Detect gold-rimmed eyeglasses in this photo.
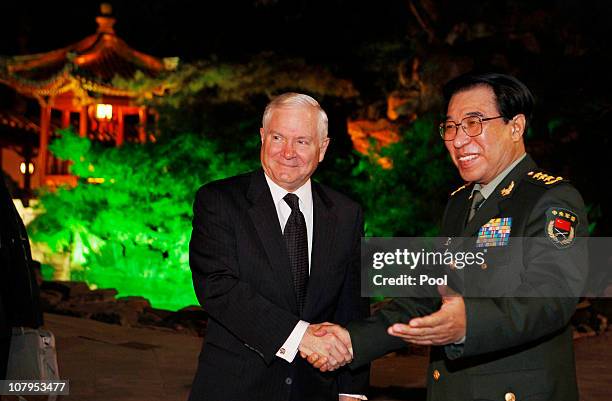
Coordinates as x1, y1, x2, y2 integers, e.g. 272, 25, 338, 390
439, 115, 504, 141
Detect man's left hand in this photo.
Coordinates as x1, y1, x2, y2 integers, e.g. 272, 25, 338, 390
387, 285, 466, 346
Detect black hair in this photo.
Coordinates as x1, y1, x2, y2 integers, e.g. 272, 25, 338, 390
442, 72, 535, 129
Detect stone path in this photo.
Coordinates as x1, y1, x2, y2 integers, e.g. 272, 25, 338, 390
41, 313, 611, 401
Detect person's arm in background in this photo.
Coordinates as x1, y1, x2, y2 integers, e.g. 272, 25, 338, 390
0, 176, 43, 330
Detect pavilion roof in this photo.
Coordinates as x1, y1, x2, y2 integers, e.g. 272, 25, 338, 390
0, 110, 41, 134
0, 4, 177, 101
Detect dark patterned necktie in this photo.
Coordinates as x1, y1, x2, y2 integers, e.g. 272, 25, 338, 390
283, 193, 309, 314
466, 190, 485, 224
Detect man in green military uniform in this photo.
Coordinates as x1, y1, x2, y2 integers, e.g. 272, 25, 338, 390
304, 72, 589, 401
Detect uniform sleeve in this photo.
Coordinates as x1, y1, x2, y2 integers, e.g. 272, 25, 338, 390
453, 184, 588, 359
348, 297, 440, 368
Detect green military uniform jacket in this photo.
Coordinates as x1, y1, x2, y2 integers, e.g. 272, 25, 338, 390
348, 155, 588, 401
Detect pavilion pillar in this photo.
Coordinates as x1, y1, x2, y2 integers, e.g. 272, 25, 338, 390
79, 106, 88, 137
116, 107, 125, 146
138, 106, 147, 143
39, 103, 52, 183
61, 109, 71, 128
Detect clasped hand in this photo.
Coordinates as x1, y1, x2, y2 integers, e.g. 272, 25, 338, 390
300, 286, 467, 372
298, 323, 353, 372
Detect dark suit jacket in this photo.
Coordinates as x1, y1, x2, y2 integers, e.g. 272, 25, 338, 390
188, 169, 369, 401
348, 155, 588, 401
0, 176, 44, 379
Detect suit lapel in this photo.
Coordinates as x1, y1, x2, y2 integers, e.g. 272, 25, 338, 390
246, 170, 298, 313
303, 182, 337, 318
443, 185, 473, 237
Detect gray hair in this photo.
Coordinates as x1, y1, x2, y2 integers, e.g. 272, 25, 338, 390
262, 93, 328, 140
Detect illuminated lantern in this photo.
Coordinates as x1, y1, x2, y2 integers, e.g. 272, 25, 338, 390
20, 162, 35, 175
95, 104, 113, 120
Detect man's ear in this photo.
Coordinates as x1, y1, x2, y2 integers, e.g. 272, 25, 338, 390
511, 114, 526, 141
260, 128, 265, 143
318, 137, 330, 162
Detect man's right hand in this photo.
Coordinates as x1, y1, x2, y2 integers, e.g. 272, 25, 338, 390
298, 323, 353, 372
299, 323, 353, 372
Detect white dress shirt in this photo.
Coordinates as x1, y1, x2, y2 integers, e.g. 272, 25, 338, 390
265, 175, 313, 364
264, 175, 366, 400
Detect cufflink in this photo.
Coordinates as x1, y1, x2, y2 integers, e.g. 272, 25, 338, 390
279, 348, 286, 355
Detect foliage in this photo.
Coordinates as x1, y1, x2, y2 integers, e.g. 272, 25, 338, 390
30, 129, 259, 310
322, 116, 455, 237
113, 53, 358, 108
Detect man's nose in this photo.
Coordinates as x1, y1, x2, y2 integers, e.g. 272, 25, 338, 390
282, 141, 296, 157
452, 127, 471, 148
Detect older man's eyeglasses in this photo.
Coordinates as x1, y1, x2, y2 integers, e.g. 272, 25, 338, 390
439, 115, 504, 141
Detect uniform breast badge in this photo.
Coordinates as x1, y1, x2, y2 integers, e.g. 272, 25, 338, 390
476, 217, 512, 248
546, 208, 578, 248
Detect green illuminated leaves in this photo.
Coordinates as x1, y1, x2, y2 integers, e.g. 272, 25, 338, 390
30, 129, 255, 310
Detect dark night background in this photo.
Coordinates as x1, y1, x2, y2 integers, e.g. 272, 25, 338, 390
1, 4, 611, 398
2, 0, 612, 235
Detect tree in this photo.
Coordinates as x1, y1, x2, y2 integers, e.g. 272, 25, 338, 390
30, 129, 259, 310
323, 116, 455, 237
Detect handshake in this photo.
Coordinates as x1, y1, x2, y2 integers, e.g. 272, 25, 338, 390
298, 323, 352, 372
297, 287, 467, 372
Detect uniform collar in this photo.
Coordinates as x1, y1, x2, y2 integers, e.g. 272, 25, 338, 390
472, 153, 527, 200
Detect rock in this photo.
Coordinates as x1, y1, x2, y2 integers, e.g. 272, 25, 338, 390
39, 289, 63, 310
138, 309, 164, 326
116, 296, 151, 312
71, 288, 118, 304
40, 281, 91, 299
39, 281, 206, 335
91, 303, 140, 326
160, 305, 208, 337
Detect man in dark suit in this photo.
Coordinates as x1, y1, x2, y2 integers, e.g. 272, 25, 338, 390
306, 73, 588, 401
0, 175, 44, 380
188, 93, 369, 401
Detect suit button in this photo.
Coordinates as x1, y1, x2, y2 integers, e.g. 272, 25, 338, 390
432, 369, 441, 381
285, 377, 292, 385
480, 263, 488, 270
505, 392, 516, 401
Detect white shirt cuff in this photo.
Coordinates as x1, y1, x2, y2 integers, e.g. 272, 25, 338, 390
339, 394, 368, 400
454, 336, 466, 344
276, 320, 310, 362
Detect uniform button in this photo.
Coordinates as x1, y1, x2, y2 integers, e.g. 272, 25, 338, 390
480, 263, 488, 270
285, 377, 292, 385
505, 392, 516, 401
432, 369, 441, 381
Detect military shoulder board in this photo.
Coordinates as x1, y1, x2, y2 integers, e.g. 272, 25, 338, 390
525, 170, 567, 187
450, 184, 467, 197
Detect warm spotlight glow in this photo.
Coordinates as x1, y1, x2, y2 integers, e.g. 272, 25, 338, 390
87, 177, 106, 184
20, 162, 35, 174
96, 104, 113, 120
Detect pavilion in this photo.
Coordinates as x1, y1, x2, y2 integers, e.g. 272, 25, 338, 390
0, 3, 177, 195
